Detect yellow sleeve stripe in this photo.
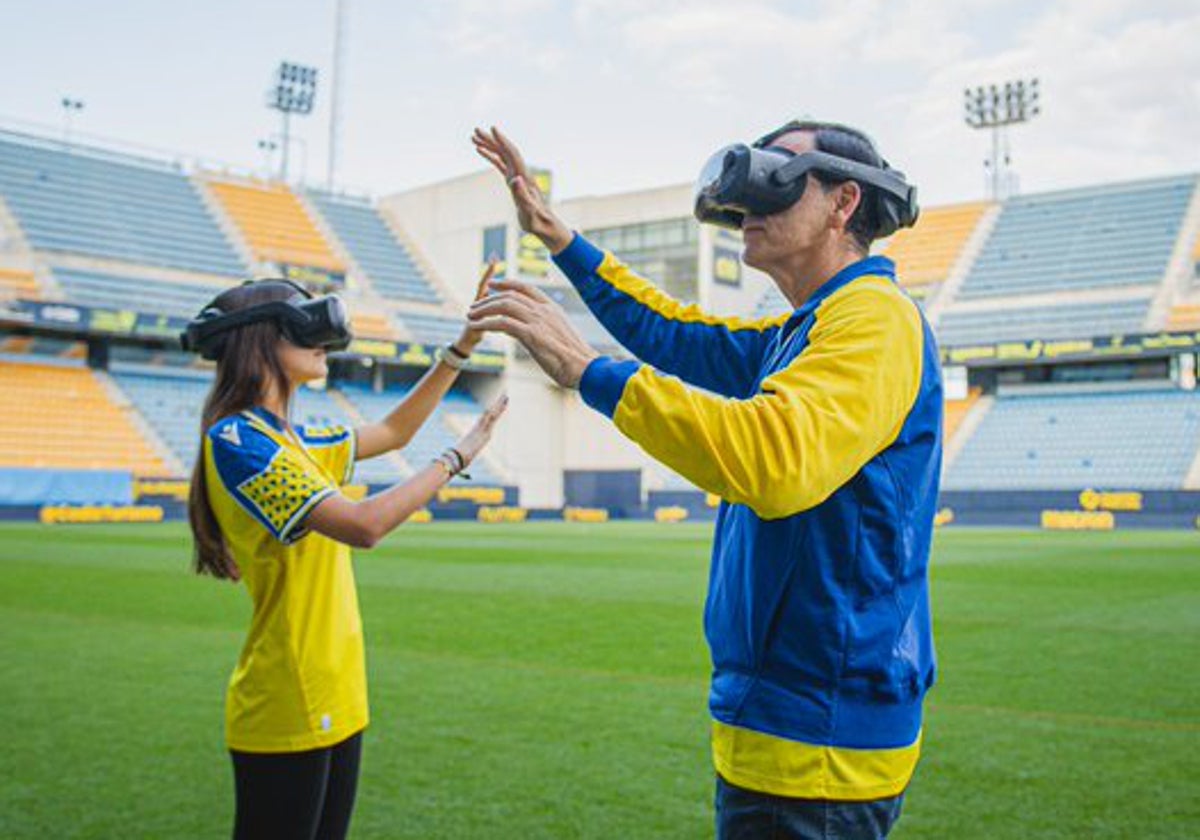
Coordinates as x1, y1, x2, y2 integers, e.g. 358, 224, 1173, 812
712, 721, 921, 801
598, 253, 789, 333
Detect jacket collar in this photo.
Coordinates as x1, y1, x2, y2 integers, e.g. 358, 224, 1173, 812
792, 255, 896, 319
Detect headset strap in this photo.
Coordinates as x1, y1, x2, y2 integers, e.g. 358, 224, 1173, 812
188, 300, 306, 344
773, 150, 913, 203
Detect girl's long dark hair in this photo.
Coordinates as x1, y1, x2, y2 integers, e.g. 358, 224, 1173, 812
188, 282, 295, 580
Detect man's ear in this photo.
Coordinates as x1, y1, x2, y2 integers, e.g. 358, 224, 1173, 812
833, 182, 862, 230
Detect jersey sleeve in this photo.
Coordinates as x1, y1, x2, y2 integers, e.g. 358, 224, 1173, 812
207, 417, 338, 543
296, 424, 357, 486
553, 234, 787, 399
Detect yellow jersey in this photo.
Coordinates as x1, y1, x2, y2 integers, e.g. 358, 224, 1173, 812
204, 405, 368, 753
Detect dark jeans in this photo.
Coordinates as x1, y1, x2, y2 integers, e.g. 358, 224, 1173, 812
715, 775, 905, 840
230, 732, 363, 840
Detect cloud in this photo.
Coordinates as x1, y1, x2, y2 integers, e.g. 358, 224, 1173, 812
575, 0, 977, 105
470, 77, 514, 112
552, 0, 1198, 201
439, 0, 557, 55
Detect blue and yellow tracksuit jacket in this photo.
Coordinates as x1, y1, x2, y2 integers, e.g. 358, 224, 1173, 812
556, 234, 942, 801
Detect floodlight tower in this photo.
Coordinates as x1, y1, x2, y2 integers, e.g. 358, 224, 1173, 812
266, 61, 318, 182
963, 78, 1041, 200
327, 0, 348, 191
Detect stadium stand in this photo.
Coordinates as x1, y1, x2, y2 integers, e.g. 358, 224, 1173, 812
340, 384, 502, 485
944, 388, 981, 445
110, 367, 408, 484
0, 266, 39, 300
307, 192, 442, 304
110, 368, 209, 468
205, 178, 345, 274
0, 133, 244, 277
1165, 302, 1200, 331
350, 309, 400, 341
944, 387, 1200, 490
392, 311, 470, 346
0, 359, 171, 475
956, 175, 1197, 299
935, 296, 1152, 345
51, 266, 223, 317
4, 122, 1200, 509
878, 201, 990, 297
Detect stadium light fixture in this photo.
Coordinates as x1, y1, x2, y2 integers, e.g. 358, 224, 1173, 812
265, 61, 318, 182
59, 96, 85, 145
257, 138, 279, 178
963, 78, 1041, 200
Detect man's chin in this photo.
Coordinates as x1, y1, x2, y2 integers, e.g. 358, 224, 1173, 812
741, 245, 766, 272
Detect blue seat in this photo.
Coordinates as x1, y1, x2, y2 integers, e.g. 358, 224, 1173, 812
52, 267, 224, 317
339, 384, 503, 485
110, 369, 403, 485
958, 175, 1196, 299
307, 191, 441, 305
392, 310, 470, 346
936, 297, 1151, 346
945, 389, 1200, 490
0, 134, 245, 277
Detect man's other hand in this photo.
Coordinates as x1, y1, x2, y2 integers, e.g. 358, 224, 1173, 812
467, 280, 599, 389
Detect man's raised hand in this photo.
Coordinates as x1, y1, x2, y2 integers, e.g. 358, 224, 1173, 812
471, 127, 573, 253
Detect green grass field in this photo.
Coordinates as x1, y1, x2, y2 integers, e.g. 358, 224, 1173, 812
1, 522, 1198, 839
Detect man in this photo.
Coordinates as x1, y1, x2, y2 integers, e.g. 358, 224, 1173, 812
469, 121, 941, 840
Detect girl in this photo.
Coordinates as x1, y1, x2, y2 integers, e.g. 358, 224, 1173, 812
186, 279, 506, 840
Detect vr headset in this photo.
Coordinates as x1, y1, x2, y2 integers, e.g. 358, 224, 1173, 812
180, 279, 352, 361
694, 123, 919, 237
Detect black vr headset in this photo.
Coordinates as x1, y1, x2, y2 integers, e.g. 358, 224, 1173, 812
180, 279, 352, 361
694, 122, 920, 237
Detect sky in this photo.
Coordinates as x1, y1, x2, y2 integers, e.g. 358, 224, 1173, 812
1, 0, 1198, 206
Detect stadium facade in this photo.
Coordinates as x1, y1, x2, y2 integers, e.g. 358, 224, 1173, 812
2, 126, 1199, 528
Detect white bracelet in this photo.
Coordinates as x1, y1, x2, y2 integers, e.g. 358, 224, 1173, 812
436, 345, 467, 371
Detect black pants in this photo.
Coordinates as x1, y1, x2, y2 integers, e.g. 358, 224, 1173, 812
230, 732, 362, 840
715, 775, 905, 840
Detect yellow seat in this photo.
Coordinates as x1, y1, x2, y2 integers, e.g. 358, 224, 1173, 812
944, 388, 981, 445
879, 202, 991, 292
1166, 303, 1200, 331
207, 178, 346, 274
0, 267, 40, 300
0, 362, 172, 476
350, 309, 398, 340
